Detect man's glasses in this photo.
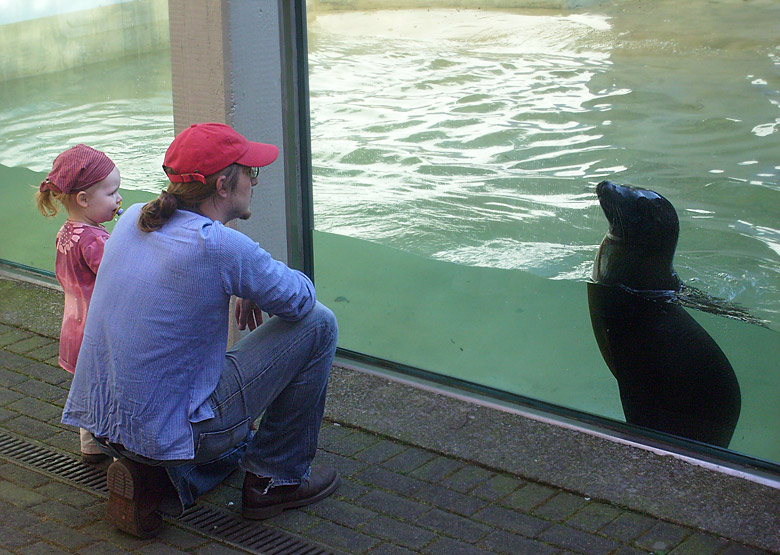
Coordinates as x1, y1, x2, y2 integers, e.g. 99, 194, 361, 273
245, 166, 260, 179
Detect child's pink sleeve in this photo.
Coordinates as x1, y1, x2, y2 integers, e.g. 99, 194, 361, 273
81, 232, 108, 274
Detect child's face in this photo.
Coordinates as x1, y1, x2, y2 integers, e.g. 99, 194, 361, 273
84, 167, 122, 224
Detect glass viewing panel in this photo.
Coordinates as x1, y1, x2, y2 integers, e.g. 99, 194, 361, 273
306, 2, 780, 467
0, 0, 170, 274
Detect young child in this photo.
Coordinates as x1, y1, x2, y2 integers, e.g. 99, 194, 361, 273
36, 144, 122, 464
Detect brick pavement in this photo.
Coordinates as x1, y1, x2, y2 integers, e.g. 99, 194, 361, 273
0, 312, 777, 554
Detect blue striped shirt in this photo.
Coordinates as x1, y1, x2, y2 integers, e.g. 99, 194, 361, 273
62, 203, 316, 460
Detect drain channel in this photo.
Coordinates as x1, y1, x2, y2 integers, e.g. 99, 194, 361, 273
0, 430, 333, 555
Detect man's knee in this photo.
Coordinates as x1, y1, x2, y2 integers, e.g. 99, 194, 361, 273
306, 302, 338, 340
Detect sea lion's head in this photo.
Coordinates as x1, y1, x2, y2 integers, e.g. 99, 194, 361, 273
597, 180, 679, 248
593, 180, 681, 291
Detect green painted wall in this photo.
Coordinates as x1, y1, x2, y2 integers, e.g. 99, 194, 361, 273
0, 0, 169, 82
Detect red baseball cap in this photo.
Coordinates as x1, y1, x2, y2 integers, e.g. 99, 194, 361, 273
39, 144, 115, 194
163, 123, 279, 184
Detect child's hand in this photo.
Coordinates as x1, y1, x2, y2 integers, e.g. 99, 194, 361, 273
235, 298, 263, 331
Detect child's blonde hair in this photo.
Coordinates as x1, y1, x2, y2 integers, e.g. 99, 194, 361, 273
36, 188, 71, 218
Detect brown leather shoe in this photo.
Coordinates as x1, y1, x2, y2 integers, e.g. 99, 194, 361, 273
106, 458, 169, 538
242, 466, 340, 520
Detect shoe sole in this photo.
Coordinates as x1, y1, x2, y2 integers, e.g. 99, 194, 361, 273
242, 474, 341, 520
106, 460, 162, 539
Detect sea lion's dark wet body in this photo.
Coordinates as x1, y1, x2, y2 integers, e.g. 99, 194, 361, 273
588, 180, 741, 447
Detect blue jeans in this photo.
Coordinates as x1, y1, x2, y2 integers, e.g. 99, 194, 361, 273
99, 302, 338, 513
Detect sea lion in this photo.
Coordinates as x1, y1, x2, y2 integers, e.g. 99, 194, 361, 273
588, 180, 741, 447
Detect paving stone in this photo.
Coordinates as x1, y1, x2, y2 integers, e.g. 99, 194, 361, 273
538, 523, 621, 555
318, 422, 355, 448
417, 507, 492, 543
0, 407, 15, 423
440, 464, 493, 493
199, 481, 238, 508
424, 536, 495, 555
473, 504, 550, 537
360, 515, 437, 551
316, 449, 370, 479
33, 481, 100, 509
80, 519, 159, 550
192, 541, 257, 554
0, 350, 36, 372
327, 429, 381, 457
46, 429, 82, 455
0, 527, 36, 550
21, 520, 98, 550
12, 379, 69, 403
334, 476, 371, 501
24, 342, 60, 363
77, 540, 135, 554
355, 465, 425, 497
303, 520, 380, 553
265, 508, 322, 534
5, 336, 55, 355
0, 367, 27, 388
307, 496, 378, 528
366, 542, 417, 555
411, 482, 488, 517
17, 360, 70, 386
470, 473, 524, 502
382, 447, 437, 474
719, 544, 775, 554
135, 543, 191, 554
4, 414, 61, 441
0, 498, 44, 528
410, 456, 465, 482
354, 488, 431, 522
503, 482, 557, 511
0, 386, 24, 406
634, 520, 692, 552
532, 491, 589, 521
0, 462, 51, 488
668, 532, 729, 554
8, 397, 63, 422
29, 499, 104, 528
599, 512, 657, 542
565, 501, 622, 533
16, 541, 71, 554
612, 547, 652, 555
0, 329, 33, 348
0, 479, 47, 508
353, 438, 408, 464
478, 529, 559, 555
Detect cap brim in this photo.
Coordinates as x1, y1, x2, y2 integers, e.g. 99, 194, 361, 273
236, 142, 279, 168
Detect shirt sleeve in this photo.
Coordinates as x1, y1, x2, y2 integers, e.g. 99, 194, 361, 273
215, 225, 316, 321
80, 229, 108, 275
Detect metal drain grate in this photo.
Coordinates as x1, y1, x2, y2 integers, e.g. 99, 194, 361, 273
0, 430, 333, 555
0, 430, 108, 492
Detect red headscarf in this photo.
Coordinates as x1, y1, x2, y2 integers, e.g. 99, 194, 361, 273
39, 144, 115, 194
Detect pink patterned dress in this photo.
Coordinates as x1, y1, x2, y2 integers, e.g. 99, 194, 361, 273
55, 220, 109, 373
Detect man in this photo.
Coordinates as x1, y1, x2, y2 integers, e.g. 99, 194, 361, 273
62, 122, 339, 538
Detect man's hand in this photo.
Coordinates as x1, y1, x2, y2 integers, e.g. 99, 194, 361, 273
235, 298, 263, 331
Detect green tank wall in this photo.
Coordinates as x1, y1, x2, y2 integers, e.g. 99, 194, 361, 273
0, 0, 169, 82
